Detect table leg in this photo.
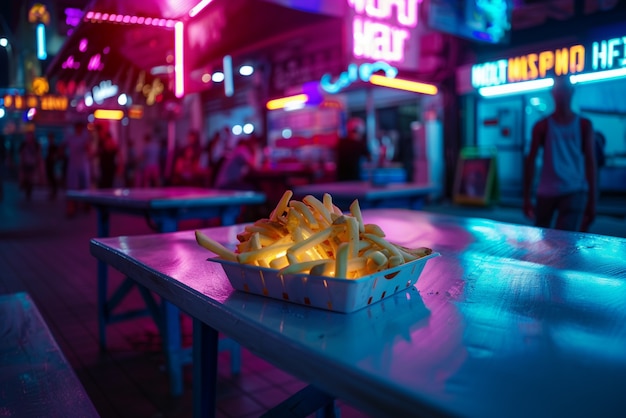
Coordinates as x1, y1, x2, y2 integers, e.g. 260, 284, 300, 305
97, 208, 110, 350
193, 319, 218, 418
220, 206, 241, 227
97, 260, 108, 350
163, 300, 184, 396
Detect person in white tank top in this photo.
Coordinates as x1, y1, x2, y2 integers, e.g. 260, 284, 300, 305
523, 77, 597, 232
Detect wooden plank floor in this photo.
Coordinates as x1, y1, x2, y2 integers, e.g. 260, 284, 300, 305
0, 181, 368, 418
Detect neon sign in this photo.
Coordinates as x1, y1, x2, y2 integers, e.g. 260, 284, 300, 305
592, 36, 626, 70
36, 24, 47, 60
472, 34, 626, 90
88, 54, 104, 71
3, 94, 68, 111
320, 61, 398, 94
349, 0, 422, 64
91, 80, 118, 104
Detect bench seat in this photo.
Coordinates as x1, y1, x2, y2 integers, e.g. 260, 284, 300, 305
0, 292, 99, 417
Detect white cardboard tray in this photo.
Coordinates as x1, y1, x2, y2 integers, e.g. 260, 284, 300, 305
210, 252, 439, 313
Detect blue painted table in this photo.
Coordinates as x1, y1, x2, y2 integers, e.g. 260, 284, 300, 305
294, 181, 434, 210
90, 209, 626, 417
69, 186, 265, 396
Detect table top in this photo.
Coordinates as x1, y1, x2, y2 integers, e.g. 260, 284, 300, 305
67, 187, 265, 209
294, 182, 434, 200
90, 209, 626, 418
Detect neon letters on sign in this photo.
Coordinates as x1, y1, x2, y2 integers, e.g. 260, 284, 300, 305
320, 61, 398, 93
472, 45, 585, 89
472, 34, 626, 90
348, 0, 422, 64
92, 80, 118, 104
592, 36, 626, 71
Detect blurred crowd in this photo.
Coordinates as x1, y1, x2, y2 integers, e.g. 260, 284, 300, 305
0, 123, 265, 212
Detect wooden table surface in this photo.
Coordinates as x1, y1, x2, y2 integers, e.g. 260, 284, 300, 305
90, 209, 626, 417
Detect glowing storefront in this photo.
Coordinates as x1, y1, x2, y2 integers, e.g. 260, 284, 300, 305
458, 22, 626, 198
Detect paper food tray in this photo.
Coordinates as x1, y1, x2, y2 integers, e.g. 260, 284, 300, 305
210, 252, 439, 313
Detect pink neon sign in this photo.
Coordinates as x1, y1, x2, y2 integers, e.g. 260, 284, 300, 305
85, 11, 176, 28
348, 0, 422, 64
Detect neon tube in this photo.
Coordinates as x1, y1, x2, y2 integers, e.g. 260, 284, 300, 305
36, 23, 47, 60
369, 75, 437, 95
174, 21, 184, 98
223, 55, 233, 97
570, 68, 626, 85
189, 0, 214, 18
478, 78, 554, 98
93, 109, 124, 120
266, 94, 309, 110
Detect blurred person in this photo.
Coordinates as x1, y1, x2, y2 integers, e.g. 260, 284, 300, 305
213, 136, 259, 190
336, 117, 370, 181
98, 132, 119, 188
18, 131, 43, 200
65, 122, 92, 217
172, 144, 202, 186
580, 131, 607, 232
593, 131, 606, 170
138, 133, 161, 187
124, 138, 138, 187
159, 137, 168, 184
523, 76, 596, 232
45, 132, 62, 200
171, 129, 205, 186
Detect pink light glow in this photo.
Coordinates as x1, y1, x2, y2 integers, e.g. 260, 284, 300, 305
79, 38, 88, 52
88, 53, 103, 71
85, 10, 183, 29
189, 0, 214, 18
353, 17, 409, 63
61, 55, 80, 69
347, 0, 421, 27
174, 21, 184, 98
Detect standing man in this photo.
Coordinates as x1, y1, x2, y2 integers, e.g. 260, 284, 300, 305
336, 117, 370, 182
523, 77, 596, 232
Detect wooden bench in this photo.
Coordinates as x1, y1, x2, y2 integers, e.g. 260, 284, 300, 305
0, 292, 99, 417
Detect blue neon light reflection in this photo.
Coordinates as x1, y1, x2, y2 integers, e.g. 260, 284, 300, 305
36, 24, 47, 60
570, 67, 626, 85
478, 78, 554, 98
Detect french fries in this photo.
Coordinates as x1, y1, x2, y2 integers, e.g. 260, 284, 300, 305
195, 191, 433, 279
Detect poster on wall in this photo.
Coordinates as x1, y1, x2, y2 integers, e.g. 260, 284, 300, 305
453, 147, 499, 205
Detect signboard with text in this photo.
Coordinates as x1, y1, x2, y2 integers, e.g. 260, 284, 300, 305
345, 0, 422, 71
471, 34, 626, 89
